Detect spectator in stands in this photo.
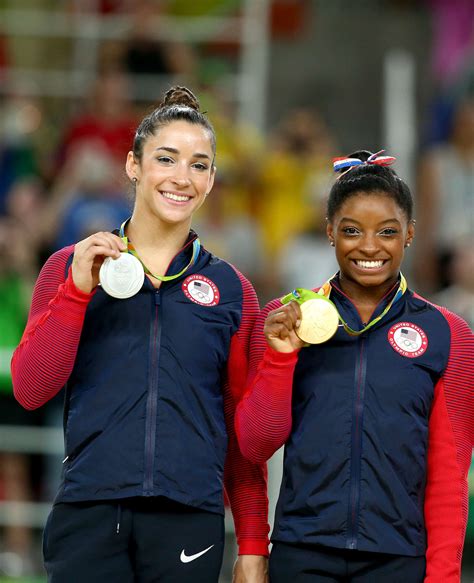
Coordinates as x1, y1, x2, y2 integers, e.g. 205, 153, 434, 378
276, 181, 338, 295
414, 96, 474, 293
192, 86, 268, 299
97, 0, 198, 101
42, 141, 131, 253
256, 108, 337, 264
5, 178, 47, 267
0, 95, 41, 215
122, 1, 196, 79
433, 236, 474, 328
53, 69, 138, 180
0, 217, 39, 577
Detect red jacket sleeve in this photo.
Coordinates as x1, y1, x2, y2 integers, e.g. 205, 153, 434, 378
424, 308, 474, 583
11, 246, 94, 410
223, 269, 270, 556
235, 299, 298, 464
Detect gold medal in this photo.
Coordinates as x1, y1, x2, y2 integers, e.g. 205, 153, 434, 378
296, 297, 339, 344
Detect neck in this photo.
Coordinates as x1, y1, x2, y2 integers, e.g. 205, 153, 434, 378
337, 274, 399, 308
127, 211, 191, 253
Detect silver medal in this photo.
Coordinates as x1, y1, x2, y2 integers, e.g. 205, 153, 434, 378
99, 253, 145, 299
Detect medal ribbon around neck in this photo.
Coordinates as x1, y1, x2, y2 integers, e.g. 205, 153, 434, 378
281, 273, 408, 337
119, 220, 201, 282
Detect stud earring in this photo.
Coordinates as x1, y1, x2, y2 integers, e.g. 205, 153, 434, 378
405, 242, 411, 248
132, 177, 137, 184
329, 241, 335, 247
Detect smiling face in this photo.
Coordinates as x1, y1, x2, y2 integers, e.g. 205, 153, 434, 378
326, 191, 415, 296
126, 120, 215, 228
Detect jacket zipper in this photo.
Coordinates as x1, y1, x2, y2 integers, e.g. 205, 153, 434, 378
347, 334, 367, 549
143, 290, 161, 495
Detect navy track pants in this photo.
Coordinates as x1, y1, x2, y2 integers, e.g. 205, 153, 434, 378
269, 541, 426, 583
43, 497, 225, 583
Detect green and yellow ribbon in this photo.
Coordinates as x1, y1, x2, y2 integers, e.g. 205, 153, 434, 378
281, 273, 407, 337
119, 219, 201, 283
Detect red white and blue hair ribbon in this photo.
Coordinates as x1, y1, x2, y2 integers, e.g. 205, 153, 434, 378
333, 150, 396, 173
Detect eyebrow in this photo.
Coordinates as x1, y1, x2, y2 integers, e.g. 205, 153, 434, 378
155, 146, 211, 161
339, 217, 402, 225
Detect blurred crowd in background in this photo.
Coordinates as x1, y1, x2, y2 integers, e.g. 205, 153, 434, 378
0, 0, 472, 580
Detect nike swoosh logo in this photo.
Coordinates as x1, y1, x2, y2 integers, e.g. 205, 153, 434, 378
180, 544, 214, 563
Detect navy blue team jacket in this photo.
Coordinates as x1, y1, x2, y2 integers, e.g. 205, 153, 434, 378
57, 237, 244, 514
239, 276, 473, 561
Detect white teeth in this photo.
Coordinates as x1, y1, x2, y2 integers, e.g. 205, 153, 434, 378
356, 260, 384, 269
162, 191, 190, 202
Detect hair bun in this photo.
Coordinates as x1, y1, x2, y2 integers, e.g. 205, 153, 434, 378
347, 150, 372, 163
161, 86, 200, 111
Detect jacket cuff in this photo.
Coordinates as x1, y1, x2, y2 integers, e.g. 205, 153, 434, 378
238, 539, 270, 556
64, 267, 97, 301
264, 346, 299, 364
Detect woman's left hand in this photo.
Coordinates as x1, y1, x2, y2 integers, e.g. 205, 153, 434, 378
233, 555, 268, 582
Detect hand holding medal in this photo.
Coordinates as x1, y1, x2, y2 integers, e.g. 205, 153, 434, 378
264, 286, 340, 353
264, 301, 306, 353
280, 288, 339, 345
71, 231, 128, 295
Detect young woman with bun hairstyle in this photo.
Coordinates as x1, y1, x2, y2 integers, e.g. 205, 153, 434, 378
12, 87, 269, 582
236, 150, 473, 582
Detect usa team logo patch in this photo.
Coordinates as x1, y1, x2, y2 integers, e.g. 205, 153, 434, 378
388, 322, 428, 358
182, 275, 220, 306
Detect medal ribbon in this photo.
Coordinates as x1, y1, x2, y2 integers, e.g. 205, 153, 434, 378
119, 220, 201, 282
281, 273, 407, 336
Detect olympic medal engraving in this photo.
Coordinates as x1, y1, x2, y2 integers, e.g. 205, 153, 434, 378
99, 253, 145, 299
296, 297, 339, 344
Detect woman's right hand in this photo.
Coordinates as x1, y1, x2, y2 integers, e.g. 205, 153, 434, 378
263, 302, 305, 353
71, 232, 126, 294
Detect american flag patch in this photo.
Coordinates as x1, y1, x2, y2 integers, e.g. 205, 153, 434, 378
388, 322, 428, 359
